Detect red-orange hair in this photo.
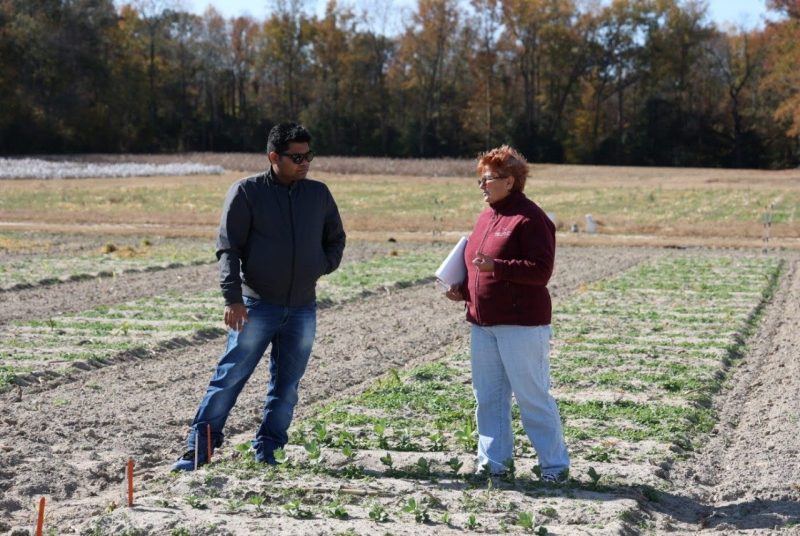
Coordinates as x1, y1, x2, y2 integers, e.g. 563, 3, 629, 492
477, 145, 529, 192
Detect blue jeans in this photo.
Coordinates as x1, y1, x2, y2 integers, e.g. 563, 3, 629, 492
470, 324, 569, 476
186, 297, 316, 461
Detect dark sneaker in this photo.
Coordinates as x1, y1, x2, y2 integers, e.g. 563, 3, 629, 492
541, 469, 569, 485
172, 449, 206, 472
254, 448, 278, 466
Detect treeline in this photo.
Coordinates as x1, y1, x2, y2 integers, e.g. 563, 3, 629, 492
1, 0, 799, 168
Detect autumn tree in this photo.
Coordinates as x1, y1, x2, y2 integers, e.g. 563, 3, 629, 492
464, 0, 504, 150
257, 0, 312, 121
0, 0, 797, 166
392, 0, 466, 156
762, 0, 800, 159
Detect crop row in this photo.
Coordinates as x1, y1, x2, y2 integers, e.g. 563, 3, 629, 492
0, 240, 214, 291
117, 253, 782, 534
0, 249, 445, 390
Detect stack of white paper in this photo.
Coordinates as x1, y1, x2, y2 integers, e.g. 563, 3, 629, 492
434, 236, 468, 289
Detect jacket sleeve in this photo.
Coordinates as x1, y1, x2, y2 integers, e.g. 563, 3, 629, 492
322, 186, 346, 274
492, 214, 554, 286
216, 181, 251, 305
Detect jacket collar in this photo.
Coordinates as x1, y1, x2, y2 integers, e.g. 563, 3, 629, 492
266, 166, 292, 189
489, 190, 524, 213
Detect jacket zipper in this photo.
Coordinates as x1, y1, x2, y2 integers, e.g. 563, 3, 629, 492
286, 187, 296, 306
473, 210, 498, 325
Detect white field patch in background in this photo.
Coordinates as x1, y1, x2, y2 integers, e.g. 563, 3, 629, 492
0, 157, 224, 179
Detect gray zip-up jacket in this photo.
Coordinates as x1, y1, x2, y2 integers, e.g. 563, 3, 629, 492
216, 168, 346, 307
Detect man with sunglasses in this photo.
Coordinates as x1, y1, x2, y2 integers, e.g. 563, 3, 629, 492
173, 122, 346, 470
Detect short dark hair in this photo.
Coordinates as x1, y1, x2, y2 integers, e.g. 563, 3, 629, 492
267, 122, 312, 154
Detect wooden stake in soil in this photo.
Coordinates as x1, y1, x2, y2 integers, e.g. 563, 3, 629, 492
127, 458, 134, 507
35, 497, 45, 536
194, 438, 199, 470
206, 423, 213, 463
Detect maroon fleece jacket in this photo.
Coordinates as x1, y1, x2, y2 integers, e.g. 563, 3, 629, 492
461, 190, 555, 326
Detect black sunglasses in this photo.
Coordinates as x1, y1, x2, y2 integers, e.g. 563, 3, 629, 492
280, 151, 315, 164
477, 174, 507, 187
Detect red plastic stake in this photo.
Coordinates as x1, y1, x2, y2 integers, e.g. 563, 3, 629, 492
206, 424, 213, 463
35, 497, 45, 536
127, 458, 134, 507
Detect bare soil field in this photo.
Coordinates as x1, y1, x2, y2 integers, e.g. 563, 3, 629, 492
1, 245, 798, 535
1, 158, 799, 535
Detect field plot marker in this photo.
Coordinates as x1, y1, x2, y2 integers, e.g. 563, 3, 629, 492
35, 496, 45, 536
207, 423, 213, 463
762, 204, 772, 254
127, 458, 134, 507
194, 438, 199, 470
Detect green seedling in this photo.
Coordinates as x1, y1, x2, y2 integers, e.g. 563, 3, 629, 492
414, 457, 432, 479
368, 502, 389, 522
466, 513, 481, 529
517, 511, 536, 530
339, 464, 365, 479
379, 452, 393, 469
532, 464, 542, 479
184, 495, 207, 510
479, 462, 493, 482
446, 456, 463, 476
284, 499, 312, 518
313, 422, 328, 444
402, 497, 430, 523
335, 429, 356, 448
374, 423, 389, 448
325, 500, 349, 519
304, 440, 321, 463
429, 430, 446, 451
341, 444, 356, 460
455, 418, 477, 451
539, 506, 558, 518
247, 495, 266, 512
225, 498, 244, 511
388, 368, 402, 385
272, 447, 287, 465
586, 444, 617, 462
501, 458, 516, 483
441, 511, 452, 525
588, 466, 602, 487
395, 428, 417, 451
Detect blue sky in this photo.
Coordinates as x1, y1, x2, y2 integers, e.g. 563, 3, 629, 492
184, 0, 773, 29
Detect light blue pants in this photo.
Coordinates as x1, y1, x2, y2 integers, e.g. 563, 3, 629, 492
470, 324, 570, 476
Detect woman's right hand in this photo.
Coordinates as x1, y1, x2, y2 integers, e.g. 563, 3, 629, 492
444, 285, 464, 301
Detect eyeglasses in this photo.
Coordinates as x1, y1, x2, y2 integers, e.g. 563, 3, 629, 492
477, 174, 507, 187
280, 151, 315, 164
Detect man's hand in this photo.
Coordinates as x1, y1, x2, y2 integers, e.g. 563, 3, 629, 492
444, 284, 464, 301
472, 252, 495, 272
224, 303, 249, 331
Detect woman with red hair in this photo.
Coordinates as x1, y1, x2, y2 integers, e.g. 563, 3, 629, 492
445, 145, 569, 482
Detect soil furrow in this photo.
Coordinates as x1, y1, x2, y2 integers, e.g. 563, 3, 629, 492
0, 263, 218, 327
